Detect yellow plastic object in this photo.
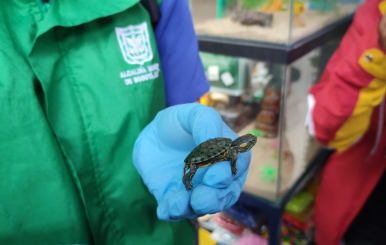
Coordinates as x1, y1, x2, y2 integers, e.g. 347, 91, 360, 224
199, 92, 215, 107
294, 1, 305, 16
199, 96, 209, 106
285, 192, 314, 213
286, 204, 314, 223
293, 1, 306, 27
199, 228, 217, 245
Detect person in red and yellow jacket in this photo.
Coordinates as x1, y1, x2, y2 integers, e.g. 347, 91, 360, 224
306, 0, 386, 244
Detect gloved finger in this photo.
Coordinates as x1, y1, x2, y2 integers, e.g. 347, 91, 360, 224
154, 106, 197, 151
176, 104, 224, 145
202, 151, 251, 188
134, 146, 187, 203
190, 170, 248, 214
158, 197, 205, 221
157, 189, 193, 221
191, 108, 223, 145
156, 181, 188, 221
161, 166, 251, 220
157, 200, 176, 221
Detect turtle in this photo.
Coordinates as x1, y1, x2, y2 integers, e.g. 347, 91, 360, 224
182, 134, 257, 190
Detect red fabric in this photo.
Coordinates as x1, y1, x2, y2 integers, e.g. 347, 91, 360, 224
314, 111, 386, 244
310, 0, 384, 146
309, 1, 386, 244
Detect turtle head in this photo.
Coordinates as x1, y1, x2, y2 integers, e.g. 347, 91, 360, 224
231, 134, 257, 153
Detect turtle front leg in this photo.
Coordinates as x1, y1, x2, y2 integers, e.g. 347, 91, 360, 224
183, 163, 197, 190
183, 163, 190, 177
227, 149, 238, 176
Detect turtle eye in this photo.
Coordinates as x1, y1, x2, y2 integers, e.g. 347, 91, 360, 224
240, 143, 247, 147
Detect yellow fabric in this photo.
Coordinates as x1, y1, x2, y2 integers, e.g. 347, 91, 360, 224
329, 79, 386, 152
359, 49, 386, 80
379, 1, 386, 14
199, 228, 217, 245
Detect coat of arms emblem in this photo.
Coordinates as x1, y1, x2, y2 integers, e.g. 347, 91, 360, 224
115, 22, 153, 65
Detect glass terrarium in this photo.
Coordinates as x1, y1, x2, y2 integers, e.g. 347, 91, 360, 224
190, 0, 362, 45
198, 34, 344, 203
192, 1, 360, 242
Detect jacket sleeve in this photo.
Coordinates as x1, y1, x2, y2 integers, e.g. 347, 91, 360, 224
154, 0, 210, 106
306, 0, 386, 153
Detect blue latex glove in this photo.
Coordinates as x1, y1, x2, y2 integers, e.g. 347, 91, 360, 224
133, 103, 252, 221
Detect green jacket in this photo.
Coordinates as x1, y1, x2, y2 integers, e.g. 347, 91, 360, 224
0, 0, 206, 244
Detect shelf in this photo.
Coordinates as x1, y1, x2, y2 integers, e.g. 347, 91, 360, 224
197, 13, 353, 64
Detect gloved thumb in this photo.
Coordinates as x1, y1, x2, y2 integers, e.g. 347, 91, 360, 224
177, 103, 223, 145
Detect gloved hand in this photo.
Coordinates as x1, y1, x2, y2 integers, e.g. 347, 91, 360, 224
133, 103, 252, 221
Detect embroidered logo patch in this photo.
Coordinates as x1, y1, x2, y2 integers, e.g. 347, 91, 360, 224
115, 22, 153, 65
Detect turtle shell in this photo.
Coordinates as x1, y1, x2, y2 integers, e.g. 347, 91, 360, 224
185, 138, 232, 164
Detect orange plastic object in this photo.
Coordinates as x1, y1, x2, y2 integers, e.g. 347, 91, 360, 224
263, 0, 283, 12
